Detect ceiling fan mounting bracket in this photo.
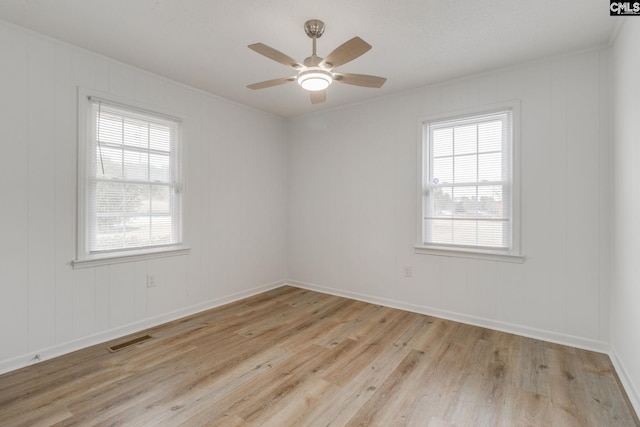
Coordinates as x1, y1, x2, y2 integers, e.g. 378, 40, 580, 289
304, 20, 325, 39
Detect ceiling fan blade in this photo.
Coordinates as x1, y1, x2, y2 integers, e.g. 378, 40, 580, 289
248, 43, 303, 70
320, 37, 371, 69
247, 76, 296, 90
310, 90, 326, 104
334, 73, 387, 88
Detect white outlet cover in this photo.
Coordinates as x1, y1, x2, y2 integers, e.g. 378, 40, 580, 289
403, 266, 412, 278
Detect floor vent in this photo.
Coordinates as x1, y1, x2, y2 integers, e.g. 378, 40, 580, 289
108, 334, 153, 352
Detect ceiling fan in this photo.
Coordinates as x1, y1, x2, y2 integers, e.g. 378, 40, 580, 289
247, 19, 387, 104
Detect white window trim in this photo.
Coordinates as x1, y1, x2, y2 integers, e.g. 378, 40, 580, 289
415, 101, 524, 263
73, 87, 189, 269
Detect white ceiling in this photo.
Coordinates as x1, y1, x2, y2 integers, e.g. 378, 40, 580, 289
0, 1, 616, 117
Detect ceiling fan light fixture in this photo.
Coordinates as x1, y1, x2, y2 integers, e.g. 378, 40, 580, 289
297, 69, 332, 91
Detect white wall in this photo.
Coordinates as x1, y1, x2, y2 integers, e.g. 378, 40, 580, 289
611, 18, 640, 414
1, 17, 632, 410
0, 20, 288, 374
288, 48, 611, 352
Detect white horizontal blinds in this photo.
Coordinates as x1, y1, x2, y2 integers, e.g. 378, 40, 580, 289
88, 99, 181, 253
424, 111, 512, 249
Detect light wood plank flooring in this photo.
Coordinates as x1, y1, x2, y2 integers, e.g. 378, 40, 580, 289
0, 286, 637, 426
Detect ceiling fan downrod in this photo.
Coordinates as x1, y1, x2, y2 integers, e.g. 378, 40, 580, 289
304, 19, 325, 64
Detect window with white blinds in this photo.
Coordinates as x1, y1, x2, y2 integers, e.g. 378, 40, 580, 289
420, 106, 520, 257
78, 96, 183, 261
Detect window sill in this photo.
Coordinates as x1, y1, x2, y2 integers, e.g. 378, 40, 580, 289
414, 245, 524, 263
72, 246, 190, 269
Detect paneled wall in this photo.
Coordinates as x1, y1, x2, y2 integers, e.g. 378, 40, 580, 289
0, 20, 287, 373
611, 18, 640, 415
0, 16, 626, 402
287, 48, 611, 351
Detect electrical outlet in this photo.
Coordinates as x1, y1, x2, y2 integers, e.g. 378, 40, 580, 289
147, 274, 156, 288
403, 266, 412, 278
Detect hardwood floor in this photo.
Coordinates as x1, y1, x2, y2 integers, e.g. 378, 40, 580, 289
0, 286, 637, 426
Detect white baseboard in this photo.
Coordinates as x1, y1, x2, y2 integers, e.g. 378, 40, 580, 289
610, 348, 640, 418
286, 280, 640, 418
286, 280, 610, 354
0, 280, 285, 376
4, 278, 634, 418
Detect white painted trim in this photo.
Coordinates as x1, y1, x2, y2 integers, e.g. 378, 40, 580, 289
0, 280, 286, 376
416, 100, 523, 259
286, 280, 609, 354
610, 348, 640, 418
414, 245, 525, 263
72, 247, 190, 269
3, 278, 632, 416
76, 87, 187, 265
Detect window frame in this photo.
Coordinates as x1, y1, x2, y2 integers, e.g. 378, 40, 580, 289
415, 101, 524, 263
73, 88, 189, 268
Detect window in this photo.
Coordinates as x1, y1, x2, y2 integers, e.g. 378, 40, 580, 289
74, 91, 187, 267
417, 103, 522, 261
